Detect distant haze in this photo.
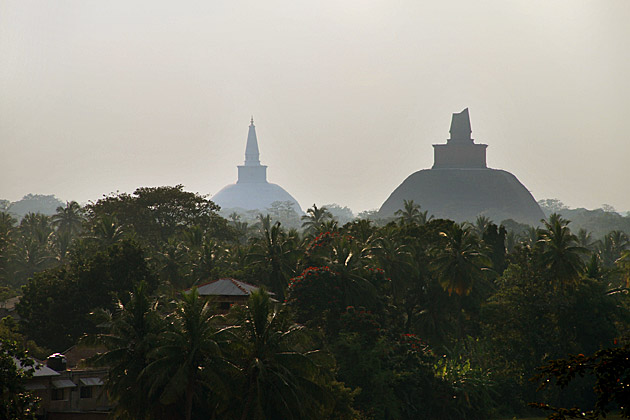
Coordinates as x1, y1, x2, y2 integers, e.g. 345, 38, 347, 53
1, 0, 629, 213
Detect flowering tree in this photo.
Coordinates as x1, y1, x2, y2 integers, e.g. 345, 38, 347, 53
286, 266, 344, 325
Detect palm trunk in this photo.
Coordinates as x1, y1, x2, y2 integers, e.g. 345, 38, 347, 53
241, 370, 256, 420
185, 382, 194, 420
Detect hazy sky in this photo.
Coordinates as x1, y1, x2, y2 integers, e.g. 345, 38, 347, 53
2, 0, 629, 213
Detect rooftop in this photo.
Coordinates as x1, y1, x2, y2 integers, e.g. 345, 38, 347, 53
189, 278, 262, 297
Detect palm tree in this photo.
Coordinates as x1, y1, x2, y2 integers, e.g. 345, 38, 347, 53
51, 229, 73, 263
347, 218, 376, 247
10, 213, 55, 284
144, 288, 234, 420
181, 226, 227, 286
584, 253, 605, 282
10, 235, 55, 285
616, 250, 630, 290
576, 228, 596, 250
19, 212, 53, 245
522, 226, 541, 247
0, 212, 17, 283
51, 201, 84, 236
395, 199, 431, 226
88, 214, 125, 247
430, 224, 489, 296
537, 214, 588, 289
505, 230, 519, 254
301, 204, 333, 236
248, 215, 298, 299
325, 235, 377, 308
368, 227, 414, 304
182, 225, 204, 250
609, 230, 629, 252
395, 199, 420, 225
155, 238, 187, 289
187, 236, 226, 287
0, 212, 16, 236
318, 219, 339, 235
473, 215, 492, 237
598, 231, 630, 268
84, 281, 164, 420
228, 213, 249, 243
225, 244, 250, 273
233, 289, 330, 420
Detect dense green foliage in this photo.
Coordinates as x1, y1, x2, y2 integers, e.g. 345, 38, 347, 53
0, 338, 38, 420
16, 240, 157, 351
531, 344, 630, 420
1, 187, 630, 419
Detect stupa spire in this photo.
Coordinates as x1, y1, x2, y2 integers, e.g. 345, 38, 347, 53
432, 108, 487, 169
449, 108, 473, 143
237, 117, 267, 183
244, 116, 260, 166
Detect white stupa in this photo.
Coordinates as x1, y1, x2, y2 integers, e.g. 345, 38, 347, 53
212, 118, 303, 213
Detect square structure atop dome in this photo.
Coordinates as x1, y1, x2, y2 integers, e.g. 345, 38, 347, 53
432, 108, 487, 169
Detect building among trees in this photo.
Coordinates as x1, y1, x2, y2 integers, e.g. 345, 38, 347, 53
379, 108, 545, 224
187, 278, 267, 312
212, 118, 303, 214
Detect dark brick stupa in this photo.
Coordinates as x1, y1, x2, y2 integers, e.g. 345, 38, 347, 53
378, 109, 544, 224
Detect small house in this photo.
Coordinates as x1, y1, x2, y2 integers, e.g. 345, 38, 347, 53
188, 278, 265, 312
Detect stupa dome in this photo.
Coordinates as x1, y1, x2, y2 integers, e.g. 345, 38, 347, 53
212, 118, 303, 213
378, 109, 544, 225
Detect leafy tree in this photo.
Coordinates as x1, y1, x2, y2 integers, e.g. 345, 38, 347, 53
265, 201, 301, 229
322, 203, 355, 225
0, 339, 38, 420
356, 209, 380, 221
538, 207, 630, 240
6, 194, 63, 219
332, 306, 487, 419
531, 344, 630, 419
86, 185, 233, 247
286, 266, 345, 327
482, 242, 627, 414
17, 240, 156, 350
538, 198, 569, 215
